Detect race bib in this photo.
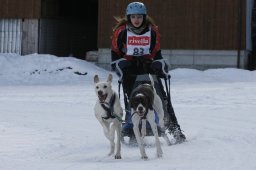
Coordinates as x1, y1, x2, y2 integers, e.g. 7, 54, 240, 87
126, 27, 151, 56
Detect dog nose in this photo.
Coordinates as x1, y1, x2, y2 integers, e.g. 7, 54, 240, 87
98, 91, 103, 96
138, 106, 143, 112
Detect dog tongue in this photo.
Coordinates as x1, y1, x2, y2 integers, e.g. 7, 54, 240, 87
98, 94, 107, 102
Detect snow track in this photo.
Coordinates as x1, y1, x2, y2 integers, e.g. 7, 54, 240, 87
1, 80, 256, 170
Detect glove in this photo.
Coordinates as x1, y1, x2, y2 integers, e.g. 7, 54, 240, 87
150, 59, 169, 77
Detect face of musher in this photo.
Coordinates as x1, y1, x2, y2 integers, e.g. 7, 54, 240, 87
130, 14, 144, 28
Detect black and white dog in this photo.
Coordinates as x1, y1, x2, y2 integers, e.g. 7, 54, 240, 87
94, 74, 123, 159
130, 74, 168, 159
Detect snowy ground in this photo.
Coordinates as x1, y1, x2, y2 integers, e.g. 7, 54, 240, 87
1, 53, 256, 170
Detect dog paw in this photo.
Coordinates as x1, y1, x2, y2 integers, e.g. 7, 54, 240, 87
157, 153, 163, 158
115, 155, 122, 159
141, 155, 148, 160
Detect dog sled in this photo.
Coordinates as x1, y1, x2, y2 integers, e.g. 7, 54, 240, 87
115, 59, 175, 145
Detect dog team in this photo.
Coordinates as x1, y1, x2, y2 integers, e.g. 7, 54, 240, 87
94, 73, 172, 160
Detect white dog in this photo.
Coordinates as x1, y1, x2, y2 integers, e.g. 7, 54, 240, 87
130, 74, 169, 159
93, 74, 123, 159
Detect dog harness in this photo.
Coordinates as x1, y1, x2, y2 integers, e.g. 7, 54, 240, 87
131, 108, 151, 120
100, 94, 122, 122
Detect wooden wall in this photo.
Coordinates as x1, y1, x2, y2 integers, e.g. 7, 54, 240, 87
0, 0, 41, 18
0, 0, 248, 56
98, 0, 246, 50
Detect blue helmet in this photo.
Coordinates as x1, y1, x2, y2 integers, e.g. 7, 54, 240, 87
126, 2, 147, 15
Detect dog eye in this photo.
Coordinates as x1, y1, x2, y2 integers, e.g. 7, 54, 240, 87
96, 86, 99, 89
104, 85, 107, 88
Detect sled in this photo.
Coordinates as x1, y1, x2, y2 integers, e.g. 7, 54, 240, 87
118, 73, 173, 145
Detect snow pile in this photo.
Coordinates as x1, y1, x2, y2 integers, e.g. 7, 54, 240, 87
0, 53, 107, 85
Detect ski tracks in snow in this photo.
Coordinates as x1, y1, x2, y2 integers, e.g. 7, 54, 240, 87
1, 82, 256, 170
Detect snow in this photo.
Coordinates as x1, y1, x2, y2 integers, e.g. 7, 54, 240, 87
1, 53, 256, 170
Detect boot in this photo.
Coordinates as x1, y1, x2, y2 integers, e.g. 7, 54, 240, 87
173, 128, 186, 144
169, 126, 186, 144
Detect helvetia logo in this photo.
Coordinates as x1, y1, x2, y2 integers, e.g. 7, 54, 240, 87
128, 36, 150, 46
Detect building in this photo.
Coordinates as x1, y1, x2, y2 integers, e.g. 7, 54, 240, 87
0, 0, 255, 70
0, 0, 98, 58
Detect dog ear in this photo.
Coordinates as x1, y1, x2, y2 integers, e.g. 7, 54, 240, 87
129, 97, 135, 109
145, 97, 153, 110
94, 75, 99, 83
107, 74, 113, 83
147, 97, 154, 110
129, 92, 135, 109
145, 93, 154, 110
